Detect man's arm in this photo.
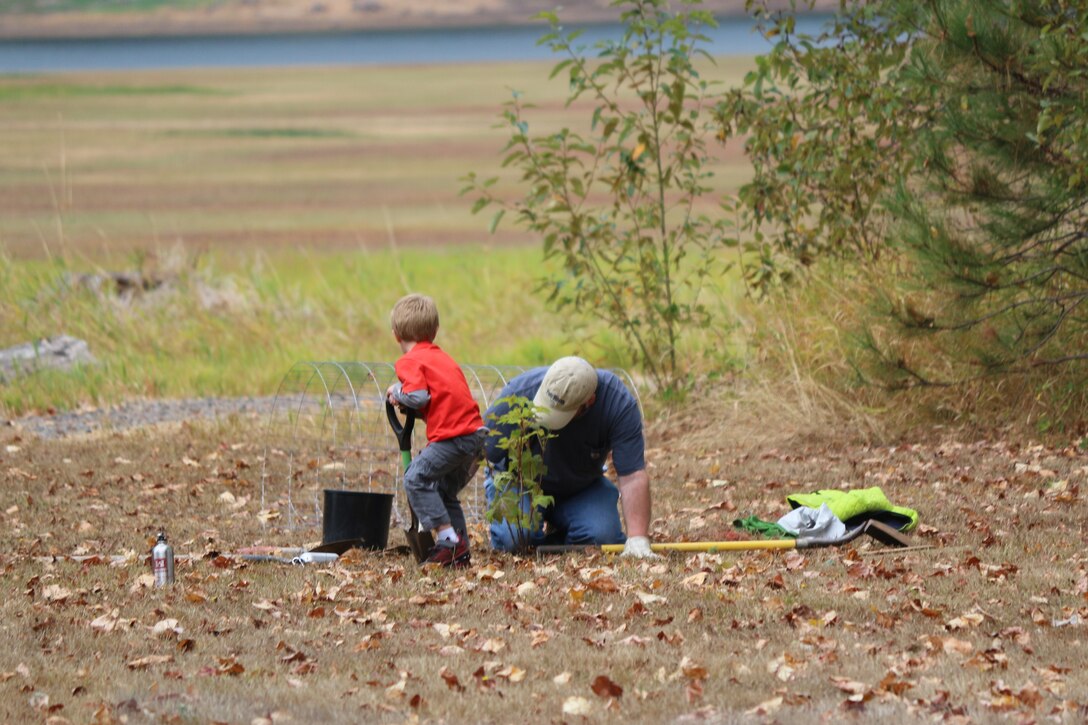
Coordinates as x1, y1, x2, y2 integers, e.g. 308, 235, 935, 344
616, 468, 651, 538
617, 468, 658, 559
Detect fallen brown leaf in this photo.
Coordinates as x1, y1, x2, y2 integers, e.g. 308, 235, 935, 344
590, 674, 623, 698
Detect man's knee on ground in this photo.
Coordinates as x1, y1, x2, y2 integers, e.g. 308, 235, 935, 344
566, 517, 624, 545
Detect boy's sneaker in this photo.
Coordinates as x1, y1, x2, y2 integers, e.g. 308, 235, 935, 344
423, 538, 471, 569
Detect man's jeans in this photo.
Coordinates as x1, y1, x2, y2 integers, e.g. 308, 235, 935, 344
485, 471, 626, 551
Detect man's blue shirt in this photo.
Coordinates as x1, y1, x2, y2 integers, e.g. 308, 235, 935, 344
483, 368, 645, 497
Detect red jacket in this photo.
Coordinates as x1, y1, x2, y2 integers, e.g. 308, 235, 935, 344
395, 342, 483, 442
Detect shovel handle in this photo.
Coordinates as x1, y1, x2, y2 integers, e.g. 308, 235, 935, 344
536, 540, 800, 555
386, 400, 431, 563
385, 400, 416, 454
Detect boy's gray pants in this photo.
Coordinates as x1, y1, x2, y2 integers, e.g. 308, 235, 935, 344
403, 428, 487, 535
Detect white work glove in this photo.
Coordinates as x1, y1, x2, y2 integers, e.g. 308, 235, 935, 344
620, 535, 660, 559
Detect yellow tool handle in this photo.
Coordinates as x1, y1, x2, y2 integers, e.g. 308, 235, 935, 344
597, 539, 799, 553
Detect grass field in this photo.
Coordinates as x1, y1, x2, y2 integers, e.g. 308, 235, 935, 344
0, 59, 751, 259
0, 58, 753, 415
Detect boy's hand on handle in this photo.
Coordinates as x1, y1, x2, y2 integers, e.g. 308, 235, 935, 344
386, 385, 412, 414
620, 535, 660, 559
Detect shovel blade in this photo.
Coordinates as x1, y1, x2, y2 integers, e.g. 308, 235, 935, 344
403, 503, 435, 563
862, 519, 913, 548
404, 528, 435, 563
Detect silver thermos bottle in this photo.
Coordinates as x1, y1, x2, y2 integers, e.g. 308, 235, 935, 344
151, 531, 175, 586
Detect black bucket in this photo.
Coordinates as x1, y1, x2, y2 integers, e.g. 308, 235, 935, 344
322, 489, 393, 551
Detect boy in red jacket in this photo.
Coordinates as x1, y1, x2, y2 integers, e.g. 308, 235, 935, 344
385, 293, 486, 568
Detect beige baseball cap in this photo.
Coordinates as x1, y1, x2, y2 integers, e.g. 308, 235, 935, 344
533, 356, 598, 430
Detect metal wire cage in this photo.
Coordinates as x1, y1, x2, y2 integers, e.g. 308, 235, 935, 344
259, 361, 641, 541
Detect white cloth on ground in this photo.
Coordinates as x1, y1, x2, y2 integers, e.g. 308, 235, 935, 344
776, 503, 846, 540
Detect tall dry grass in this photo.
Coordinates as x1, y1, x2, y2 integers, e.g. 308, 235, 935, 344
720, 261, 1088, 447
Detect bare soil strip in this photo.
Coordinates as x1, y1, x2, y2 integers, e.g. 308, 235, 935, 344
0, 0, 822, 39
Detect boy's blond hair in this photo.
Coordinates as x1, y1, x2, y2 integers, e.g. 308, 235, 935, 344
390, 293, 439, 343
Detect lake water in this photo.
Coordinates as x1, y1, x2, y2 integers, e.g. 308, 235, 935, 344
0, 15, 831, 74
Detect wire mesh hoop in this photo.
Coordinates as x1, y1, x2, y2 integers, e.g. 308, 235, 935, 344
260, 361, 641, 539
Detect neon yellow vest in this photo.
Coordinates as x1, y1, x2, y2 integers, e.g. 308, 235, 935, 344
785, 486, 918, 532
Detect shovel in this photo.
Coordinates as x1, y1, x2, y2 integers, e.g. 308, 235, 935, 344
386, 401, 435, 563
535, 519, 912, 555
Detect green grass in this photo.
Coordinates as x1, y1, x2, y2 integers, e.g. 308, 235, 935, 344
208, 128, 355, 139
0, 243, 745, 416
0, 245, 549, 413
0, 83, 220, 101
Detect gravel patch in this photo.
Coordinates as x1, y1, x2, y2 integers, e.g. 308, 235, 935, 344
4, 396, 280, 439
